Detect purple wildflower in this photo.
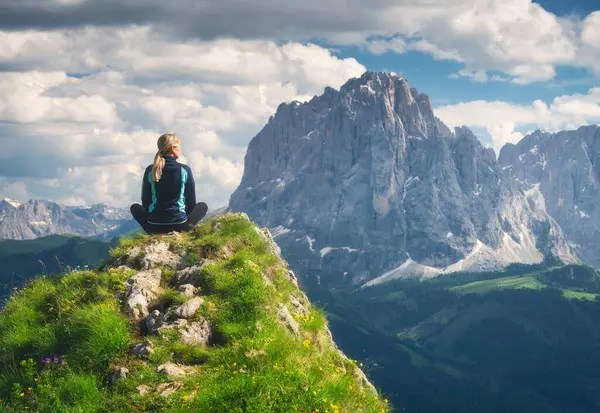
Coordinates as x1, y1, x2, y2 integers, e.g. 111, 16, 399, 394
53, 356, 59, 362
41, 358, 51, 364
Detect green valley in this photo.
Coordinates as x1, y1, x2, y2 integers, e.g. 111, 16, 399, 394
0, 235, 117, 302
304, 259, 600, 413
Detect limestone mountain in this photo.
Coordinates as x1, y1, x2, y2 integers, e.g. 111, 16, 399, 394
0, 200, 229, 241
0, 213, 388, 412
498, 126, 600, 269
228, 71, 579, 287
0, 198, 134, 240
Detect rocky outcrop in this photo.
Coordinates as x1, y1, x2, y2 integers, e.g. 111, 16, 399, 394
0, 212, 385, 411
123, 269, 163, 319
228, 71, 580, 286
114, 213, 379, 398
498, 126, 600, 269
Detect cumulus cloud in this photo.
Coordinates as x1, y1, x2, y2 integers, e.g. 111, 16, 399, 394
0, 27, 366, 208
0, 0, 597, 84
436, 88, 600, 154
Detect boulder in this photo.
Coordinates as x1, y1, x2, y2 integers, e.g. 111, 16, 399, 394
123, 269, 163, 319
171, 260, 213, 287
173, 297, 204, 319
145, 310, 162, 334
108, 366, 129, 385
130, 340, 155, 358
157, 362, 188, 378
178, 284, 197, 298
140, 242, 182, 270
180, 318, 212, 346
156, 381, 184, 397
137, 385, 151, 396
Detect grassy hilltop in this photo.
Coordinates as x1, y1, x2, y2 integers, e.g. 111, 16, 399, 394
0, 213, 388, 413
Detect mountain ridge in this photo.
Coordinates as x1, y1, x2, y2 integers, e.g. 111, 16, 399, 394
228, 71, 582, 287
0, 198, 133, 240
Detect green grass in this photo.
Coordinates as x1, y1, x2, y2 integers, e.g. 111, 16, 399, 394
561, 289, 598, 301
451, 276, 547, 295
0, 213, 389, 412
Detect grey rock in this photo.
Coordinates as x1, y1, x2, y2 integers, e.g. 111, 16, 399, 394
0, 199, 133, 240
137, 384, 151, 396
131, 340, 155, 358
353, 364, 378, 395
257, 227, 282, 258
171, 260, 213, 286
289, 294, 308, 316
278, 305, 300, 337
498, 126, 599, 268
157, 363, 187, 377
285, 269, 299, 288
157, 318, 188, 333
180, 318, 212, 346
139, 242, 181, 270
108, 366, 129, 385
178, 284, 197, 298
123, 269, 163, 319
156, 381, 184, 397
228, 71, 582, 287
173, 297, 204, 319
145, 310, 162, 333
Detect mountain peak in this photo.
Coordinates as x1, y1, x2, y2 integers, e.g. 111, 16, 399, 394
0, 198, 132, 240
0, 213, 387, 411
1, 198, 21, 208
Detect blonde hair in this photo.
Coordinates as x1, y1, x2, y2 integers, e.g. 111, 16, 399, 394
152, 133, 180, 182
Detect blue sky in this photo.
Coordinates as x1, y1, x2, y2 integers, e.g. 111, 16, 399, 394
326, 0, 600, 108
337, 47, 598, 106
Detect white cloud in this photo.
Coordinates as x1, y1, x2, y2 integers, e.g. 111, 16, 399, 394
582, 11, 600, 50
0, 182, 30, 201
0, 27, 366, 209
436, 88, 600, 154
2, 0, 599, 84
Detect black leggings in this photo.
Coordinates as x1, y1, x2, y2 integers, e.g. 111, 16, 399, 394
130, 202, 208, 234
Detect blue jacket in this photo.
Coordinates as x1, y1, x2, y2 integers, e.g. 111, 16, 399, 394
141, 156, 196, 224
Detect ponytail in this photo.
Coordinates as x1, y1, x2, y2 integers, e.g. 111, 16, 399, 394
151, 133, 180, 182
151, 151, 165, 182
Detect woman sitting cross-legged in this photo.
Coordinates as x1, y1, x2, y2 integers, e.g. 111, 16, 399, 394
130, 133, 208, 234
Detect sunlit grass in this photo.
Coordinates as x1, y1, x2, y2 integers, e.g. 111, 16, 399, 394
451, 276, 547, 295
0, 213, 389, 412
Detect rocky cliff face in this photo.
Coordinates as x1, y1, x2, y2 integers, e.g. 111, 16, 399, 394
0, 199, 132, 240
228, 71, 579, 286
498, 126, 600, 269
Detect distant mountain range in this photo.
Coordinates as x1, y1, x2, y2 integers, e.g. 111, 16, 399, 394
0, 198, 135, 240
228, 71, 599, 287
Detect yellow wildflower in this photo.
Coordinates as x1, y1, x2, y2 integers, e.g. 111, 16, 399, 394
19, 393, 24, 397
